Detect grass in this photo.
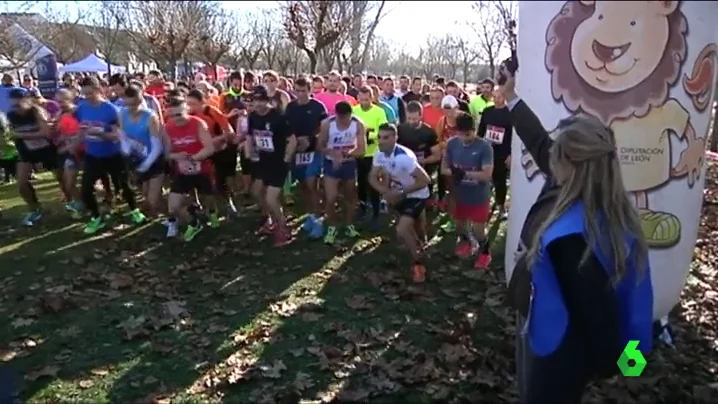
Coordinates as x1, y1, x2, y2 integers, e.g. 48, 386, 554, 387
1, 172, 717, 403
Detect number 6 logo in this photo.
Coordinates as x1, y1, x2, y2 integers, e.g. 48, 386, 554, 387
617, 340, 647, 377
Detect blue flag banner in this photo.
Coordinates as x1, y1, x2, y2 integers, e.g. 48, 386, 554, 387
36, 53, 58, 100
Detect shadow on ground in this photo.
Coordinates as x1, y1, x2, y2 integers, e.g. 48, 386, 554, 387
2, 171, 718, 403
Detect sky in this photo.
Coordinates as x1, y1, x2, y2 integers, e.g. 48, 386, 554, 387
224, 1, 477, 54
8, 0, 479, 55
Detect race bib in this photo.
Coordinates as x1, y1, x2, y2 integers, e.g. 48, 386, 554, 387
24, 139, 50, 150
295, 152, 315, 166
255, 135, 274, 152
178, 160, 201, 175
486, 125, 505, 144
389, 178, 403, 191
129, 139, 148, 158
327, 144, 355, 162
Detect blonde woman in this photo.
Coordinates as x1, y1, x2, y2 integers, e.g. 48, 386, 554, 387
501, 67, 652, 403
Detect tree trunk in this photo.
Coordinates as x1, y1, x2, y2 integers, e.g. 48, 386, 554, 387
170, 59, 178, 80
488, 57, 496, 79
306, 50, 318, 74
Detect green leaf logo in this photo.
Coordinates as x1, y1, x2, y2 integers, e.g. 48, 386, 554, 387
617, 340, 647, 377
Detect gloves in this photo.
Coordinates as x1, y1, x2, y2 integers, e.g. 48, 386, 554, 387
450, 166, 466, 182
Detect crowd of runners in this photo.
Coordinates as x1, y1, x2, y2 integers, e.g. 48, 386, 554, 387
0, 69, 512, 283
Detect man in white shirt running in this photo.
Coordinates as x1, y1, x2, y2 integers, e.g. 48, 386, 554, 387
368, 123, 431, 283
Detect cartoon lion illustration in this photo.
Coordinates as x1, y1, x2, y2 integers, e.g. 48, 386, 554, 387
522, 0, 717, 248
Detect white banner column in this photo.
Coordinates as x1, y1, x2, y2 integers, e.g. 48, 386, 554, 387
506, 0, 718, 320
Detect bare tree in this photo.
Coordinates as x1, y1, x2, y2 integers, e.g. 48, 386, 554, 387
0, 1, 85, 73
125, 0, 214, 78
41, 21, 95, 64
86, 1, 126, 76
275, 39, 298, 75
455, 37, 480, 87
258, 10, 283, 70
195, 9, 236, 79
282, 0, 350, 74
231, 11, 263, 70
471, 1, 504, 77
345, 0, 387, 73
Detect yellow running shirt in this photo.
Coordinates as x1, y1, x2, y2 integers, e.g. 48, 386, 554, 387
352, 104, 388, 157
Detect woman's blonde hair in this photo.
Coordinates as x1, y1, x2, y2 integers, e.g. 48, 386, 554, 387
525, 114, 648, 282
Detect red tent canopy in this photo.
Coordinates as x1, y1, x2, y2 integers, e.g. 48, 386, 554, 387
200, 65, 227, 81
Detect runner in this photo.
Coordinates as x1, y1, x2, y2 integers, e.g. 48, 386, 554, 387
262, 70, 291, 111
339, 81, 358, 105
310, 76, 324, 96
119, 85, 165, 217
396, 76, 410, 98
353, 86, 388, 229
219, 71, 248, 198
243, 71, 257, 92
245, 85, 296, 246
397, 101, 441, 232
441, 113, 493, 269
285, 77, 328, 239
477, 88, 511, 218
369, 123, 431, 282
369, 85, 396, 123
75, 76, 144, 234
144, 70, 165, 99
29, 89, 60, 120
0, 114, 18, 184
109, 74, 163, 118
55, 89, 83, 218
317, 101, 366, 244
366, 75, 377, 87
163, 94, 216, 241
186, 89, 237, 224
445, 81, 472, 114
469, 78, 495, 120
6, 88, 62, 226
436, 94, 471, 232
314, 71, 352, 115
347, 74, 362, 98
422, 87, 445, 132
379, 77, 406, 123
401, 77, 423, 104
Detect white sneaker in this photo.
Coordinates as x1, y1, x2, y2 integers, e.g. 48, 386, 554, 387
166, 222, 178, 238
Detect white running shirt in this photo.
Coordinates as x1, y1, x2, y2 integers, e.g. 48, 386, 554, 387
326, 116, 359, 160
372, 143, 429, 199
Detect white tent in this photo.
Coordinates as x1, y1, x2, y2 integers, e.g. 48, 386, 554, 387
59, 54, 126, 74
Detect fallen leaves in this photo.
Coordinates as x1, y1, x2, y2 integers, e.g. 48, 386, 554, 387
4, 162, 718, 403
11, 317, 34, 328
345, 294, 374, 310
25, 365, 60, 381
261, 360, 287, 379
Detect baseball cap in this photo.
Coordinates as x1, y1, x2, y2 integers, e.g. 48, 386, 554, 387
252, 85, 270, 100
441, 95, 458, 109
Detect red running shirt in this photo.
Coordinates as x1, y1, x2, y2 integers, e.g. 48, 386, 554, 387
165, 116, 212, 175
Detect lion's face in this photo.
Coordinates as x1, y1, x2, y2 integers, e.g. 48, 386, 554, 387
571, 1, 678, 93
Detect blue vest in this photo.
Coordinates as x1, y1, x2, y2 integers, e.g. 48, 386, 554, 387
379, 94, 399, 122
526, 202, 653, 357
